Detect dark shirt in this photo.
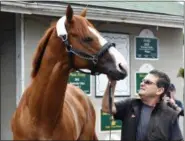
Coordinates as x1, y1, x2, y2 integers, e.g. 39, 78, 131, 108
175, 99, 184, 110
136, 103, 183, 141
118, 101, 183, 141
136, 104, 153, 141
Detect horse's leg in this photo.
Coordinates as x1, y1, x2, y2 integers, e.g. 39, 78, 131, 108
12, 135, 24, 140
78, 131, 98, 141
77, 123, 97, 141
77, 103, 98, 140
13, 135, 38, 141
93, 132, 98, 141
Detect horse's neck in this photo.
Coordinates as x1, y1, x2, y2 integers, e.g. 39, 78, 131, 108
27, 35, 70, 127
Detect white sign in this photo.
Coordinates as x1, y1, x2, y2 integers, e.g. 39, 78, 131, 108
139, 63, 154, 73
95, 33, 130, 97
139, 29, 155, 38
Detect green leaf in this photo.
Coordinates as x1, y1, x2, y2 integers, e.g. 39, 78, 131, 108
177, 68, 184, 78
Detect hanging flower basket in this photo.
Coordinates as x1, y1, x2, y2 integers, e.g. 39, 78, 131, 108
177, 67, 184, 78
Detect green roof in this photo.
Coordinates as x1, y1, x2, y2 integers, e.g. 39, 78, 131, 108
61, 0, 183, 16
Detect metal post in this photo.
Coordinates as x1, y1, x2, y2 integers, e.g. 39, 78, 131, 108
183, 1, 185, 137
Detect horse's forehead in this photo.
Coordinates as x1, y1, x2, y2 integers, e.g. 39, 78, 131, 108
73, 16, 107, 46
74, 15, 87, 23
88, 27, 107, 46
72, 16, 88, 30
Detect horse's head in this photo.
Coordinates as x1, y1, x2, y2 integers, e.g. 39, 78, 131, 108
56, 5, 128, 80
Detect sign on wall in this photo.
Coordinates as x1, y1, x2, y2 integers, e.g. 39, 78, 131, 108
135, 37, 159, 60
135, 72, 148, 94
100, 110, 122, 132
68, 71, 91, 95
95, 33, 130, 97
139, 63, 154, 73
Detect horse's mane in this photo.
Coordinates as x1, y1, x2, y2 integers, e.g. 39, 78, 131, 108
31, 23, 56, 78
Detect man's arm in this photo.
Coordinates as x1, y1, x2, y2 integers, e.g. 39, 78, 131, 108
101, 80, 117, 114
176, 100, 184, 110
164, 97, 184, 116
176, 100, 184, 116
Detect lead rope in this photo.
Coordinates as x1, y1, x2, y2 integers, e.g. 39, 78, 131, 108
108, 82, 112, 141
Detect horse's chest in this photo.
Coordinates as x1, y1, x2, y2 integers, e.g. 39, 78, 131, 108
61, 100, 86, 138
62, 106, 84, 136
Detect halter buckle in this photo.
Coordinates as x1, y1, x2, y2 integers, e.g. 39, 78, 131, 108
92, 57, 98, 65
66, 45, 72, 52
61, 35, 68, 42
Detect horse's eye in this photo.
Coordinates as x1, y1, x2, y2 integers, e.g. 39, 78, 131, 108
83, 37, 93, 42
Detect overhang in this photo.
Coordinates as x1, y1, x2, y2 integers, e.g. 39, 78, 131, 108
1, 1, 184, 28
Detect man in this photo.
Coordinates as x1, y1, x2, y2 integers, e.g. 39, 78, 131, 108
165, 83, 184, 116
102, 70, 183, 141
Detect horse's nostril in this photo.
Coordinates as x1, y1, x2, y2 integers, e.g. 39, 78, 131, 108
119, 63, 127, 76
108, 69, 112, 74
119, 63, 124, 71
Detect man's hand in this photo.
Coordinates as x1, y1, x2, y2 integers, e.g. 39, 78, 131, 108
163, 96, 182, 113
101, 77, 117, 114
169, 98, 175, 104
107, 76, 117, 87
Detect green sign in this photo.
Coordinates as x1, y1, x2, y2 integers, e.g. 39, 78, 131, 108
68, 71, 90, 95
136, 72, 147, 93
136, 37, 158, 59
100, 110, 122, 131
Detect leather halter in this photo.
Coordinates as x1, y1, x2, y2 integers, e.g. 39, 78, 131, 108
56, 16, 116, 75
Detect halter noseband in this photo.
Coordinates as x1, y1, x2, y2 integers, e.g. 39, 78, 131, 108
56, 16, 115, 75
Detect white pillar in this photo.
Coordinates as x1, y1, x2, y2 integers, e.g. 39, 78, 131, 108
15, 14, 24, 106
183, 1, 185, 137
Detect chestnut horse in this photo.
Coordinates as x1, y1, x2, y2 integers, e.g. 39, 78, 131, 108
11, 5, 128, 140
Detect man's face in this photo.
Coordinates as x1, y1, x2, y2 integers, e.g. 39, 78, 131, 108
138, 74, 164, 98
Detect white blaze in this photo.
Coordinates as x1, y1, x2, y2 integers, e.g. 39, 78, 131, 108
88, 27, 107, 46
88, 26, 128, 73
56, 16, 67, 37
108, 47, 128, 72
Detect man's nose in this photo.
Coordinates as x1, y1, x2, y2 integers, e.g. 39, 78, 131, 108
140, 82, 145, 86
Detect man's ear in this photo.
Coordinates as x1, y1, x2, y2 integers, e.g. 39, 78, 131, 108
156, 87, 165, 96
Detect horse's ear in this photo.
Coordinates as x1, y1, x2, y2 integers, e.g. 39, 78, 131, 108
80, 8, 87, 17
66, 4, 73, 23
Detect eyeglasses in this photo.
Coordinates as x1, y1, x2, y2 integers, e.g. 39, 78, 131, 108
142, 79, 156, 85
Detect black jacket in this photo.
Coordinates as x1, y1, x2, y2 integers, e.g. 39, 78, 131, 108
114, 98, 182, 141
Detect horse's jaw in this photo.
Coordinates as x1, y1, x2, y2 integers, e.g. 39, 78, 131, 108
95, 67, 127, 80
